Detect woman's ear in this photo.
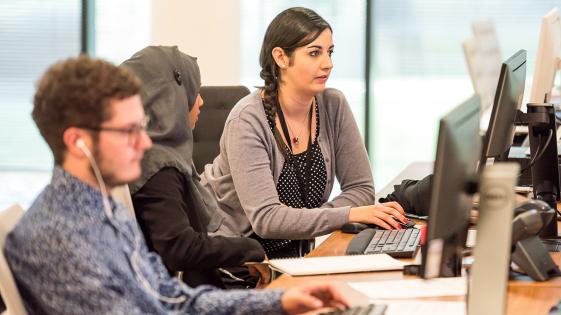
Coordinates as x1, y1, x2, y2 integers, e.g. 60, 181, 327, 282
271, 47, 288, 69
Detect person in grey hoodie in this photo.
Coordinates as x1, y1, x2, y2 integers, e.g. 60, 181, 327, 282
201, 7, 408, 258
123, 46, 267, 288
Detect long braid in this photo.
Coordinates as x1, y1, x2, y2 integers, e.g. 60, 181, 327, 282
260, 64, 290, 158
260, 64, 278, 127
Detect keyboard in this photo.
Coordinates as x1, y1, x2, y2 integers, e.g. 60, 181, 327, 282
319, 304, 387, 315
543, 239, 561, 252
345, 228, 421, 258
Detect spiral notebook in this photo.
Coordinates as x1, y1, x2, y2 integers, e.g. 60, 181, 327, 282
265, 254, 406, 276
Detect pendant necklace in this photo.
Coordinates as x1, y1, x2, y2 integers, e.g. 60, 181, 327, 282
283, 100, 314, 146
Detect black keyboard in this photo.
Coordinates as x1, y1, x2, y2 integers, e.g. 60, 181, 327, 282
319, 303, 387, 315
345, 228, 421, 258
543, 239, 561, 252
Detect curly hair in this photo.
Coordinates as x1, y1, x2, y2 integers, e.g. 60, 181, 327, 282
32, 54, 141, 165
258, 7, 331, 155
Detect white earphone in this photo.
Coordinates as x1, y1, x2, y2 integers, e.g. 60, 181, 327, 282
74, 136, 186, 304
75, 138, 89, 154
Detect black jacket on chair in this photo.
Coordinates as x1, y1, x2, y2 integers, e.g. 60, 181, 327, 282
132, 167, 265, 288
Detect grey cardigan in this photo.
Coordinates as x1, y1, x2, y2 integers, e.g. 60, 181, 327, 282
200, 88, 375, 239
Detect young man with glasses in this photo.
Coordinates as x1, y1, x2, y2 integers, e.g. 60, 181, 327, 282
4, 55, 348, 314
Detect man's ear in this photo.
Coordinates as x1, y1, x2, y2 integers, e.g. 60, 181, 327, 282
271, 47, 289, 69
63, 127, 90, 159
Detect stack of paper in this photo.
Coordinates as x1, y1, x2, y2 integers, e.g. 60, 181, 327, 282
267, 254, 406, 276
348, 277, 467, 299
377, 300, 466, 315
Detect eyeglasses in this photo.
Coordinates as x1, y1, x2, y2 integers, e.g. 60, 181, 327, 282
79, 116, 150, 146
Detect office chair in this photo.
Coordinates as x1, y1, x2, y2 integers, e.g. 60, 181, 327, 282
0, 204, 27, 315
193, 85, 250, 174
111, 185, 135, 218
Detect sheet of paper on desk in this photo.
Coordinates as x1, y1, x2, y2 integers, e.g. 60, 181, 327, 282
267, 254, 406, 276
466, 229, 477, 248
376, 300, 465, 315
348, 277, 467, 299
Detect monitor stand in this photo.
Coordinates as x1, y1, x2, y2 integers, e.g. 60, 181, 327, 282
526, 103, 561, 252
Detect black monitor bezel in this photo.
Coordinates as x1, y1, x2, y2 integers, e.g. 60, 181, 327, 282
420, 94, 481, 278
479, 50, 527, 168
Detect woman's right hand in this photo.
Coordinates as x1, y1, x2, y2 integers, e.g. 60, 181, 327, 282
348, 202, 407, 230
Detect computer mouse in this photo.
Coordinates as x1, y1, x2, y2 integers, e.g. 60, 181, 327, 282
390, 216, 417, 229
400, 220, 416, 229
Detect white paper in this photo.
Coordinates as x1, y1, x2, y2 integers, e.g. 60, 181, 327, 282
466, 229, 477, 248
348, 277, 467, 299
374, 300, 466, 315
268, 254, 406, 276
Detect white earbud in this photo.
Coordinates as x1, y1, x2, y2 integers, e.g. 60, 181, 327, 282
75, 138, 91, 156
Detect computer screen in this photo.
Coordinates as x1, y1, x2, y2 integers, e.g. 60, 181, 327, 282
421, 95, 481, 278
479, 50, 527, 167
530, 8, 561, 104
463, 18, 503, 113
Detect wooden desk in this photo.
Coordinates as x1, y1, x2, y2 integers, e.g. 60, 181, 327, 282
268, 162, 561, 314
268, 229, 561, 315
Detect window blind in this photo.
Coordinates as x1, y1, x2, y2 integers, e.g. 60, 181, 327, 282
0, 0, 81, 170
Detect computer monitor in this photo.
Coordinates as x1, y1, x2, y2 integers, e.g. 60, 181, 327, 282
479, 50, 527, 167
530, 8, 561, 104
462, 18, 503, 113
420, 95, 481, 278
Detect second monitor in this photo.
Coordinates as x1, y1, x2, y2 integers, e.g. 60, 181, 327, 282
421, 94, 481, 278
479, 49, 527, 167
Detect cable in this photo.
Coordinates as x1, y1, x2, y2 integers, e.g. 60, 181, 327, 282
77, 139, 186, 304
534, 129, 554, 163
518, 133, 543, 175
519, 129, 554, 175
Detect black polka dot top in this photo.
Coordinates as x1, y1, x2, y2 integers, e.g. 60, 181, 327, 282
255, 102, 327, 258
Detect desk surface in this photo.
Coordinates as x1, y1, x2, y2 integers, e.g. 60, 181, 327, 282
268, 230, 561, 315
268, 162, 561, 315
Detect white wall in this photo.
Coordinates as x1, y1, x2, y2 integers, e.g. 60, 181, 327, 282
151, 0, 241, 85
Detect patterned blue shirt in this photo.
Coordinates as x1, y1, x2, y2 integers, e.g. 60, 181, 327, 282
4, 167, 284, 314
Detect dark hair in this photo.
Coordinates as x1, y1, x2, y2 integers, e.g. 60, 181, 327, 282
259, 7, 332, 145
32, 54, 141, 165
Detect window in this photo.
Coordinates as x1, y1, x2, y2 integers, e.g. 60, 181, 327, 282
0, 0, 81, 208
0, 0, 81, 170
369, 0, 561, 187
94, 0, 151, 64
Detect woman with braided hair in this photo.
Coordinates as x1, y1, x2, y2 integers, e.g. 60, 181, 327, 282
201, 7, 408, 258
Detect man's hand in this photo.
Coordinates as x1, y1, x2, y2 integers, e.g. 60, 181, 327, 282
281, 283, 349, 314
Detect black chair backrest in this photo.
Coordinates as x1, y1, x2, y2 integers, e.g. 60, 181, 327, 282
193, 86, 250, 173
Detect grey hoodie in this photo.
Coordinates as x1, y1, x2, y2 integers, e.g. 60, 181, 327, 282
123, 45, 222, 231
